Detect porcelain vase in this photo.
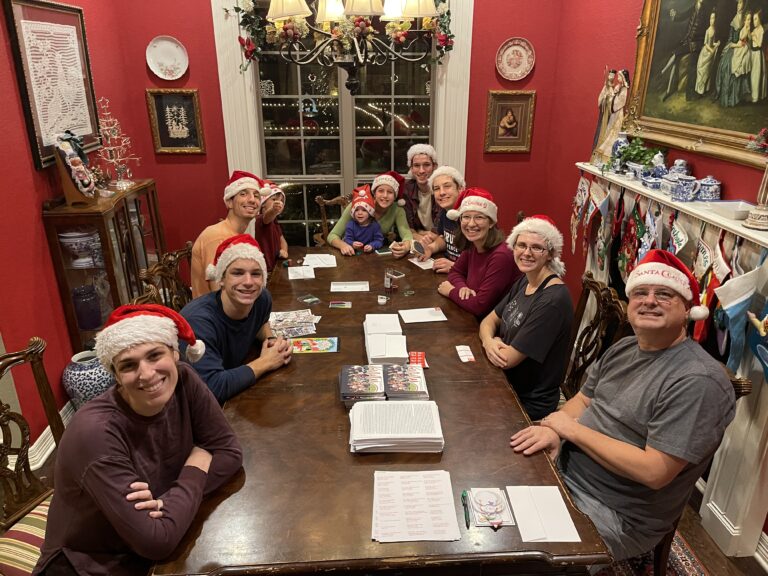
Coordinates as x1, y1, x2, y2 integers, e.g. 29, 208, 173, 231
62, 350, 114, 410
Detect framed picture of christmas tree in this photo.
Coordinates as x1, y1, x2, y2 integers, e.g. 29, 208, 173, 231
145, 88, 205, 154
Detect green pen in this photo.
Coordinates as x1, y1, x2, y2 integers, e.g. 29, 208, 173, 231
461, 490, 470, 529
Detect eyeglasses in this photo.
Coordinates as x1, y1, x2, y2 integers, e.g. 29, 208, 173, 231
460, 214, 489, 223
513, 242, 548, 255
628, 287, 678, 304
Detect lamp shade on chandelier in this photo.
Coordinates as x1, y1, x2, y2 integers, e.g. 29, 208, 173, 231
260, 0, 441, 94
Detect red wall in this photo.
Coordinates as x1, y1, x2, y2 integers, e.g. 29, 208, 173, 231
0, 0, 228, 438
465, 0, 764, 296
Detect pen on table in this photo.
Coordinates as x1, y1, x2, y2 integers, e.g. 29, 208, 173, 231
461, 490, 470, 529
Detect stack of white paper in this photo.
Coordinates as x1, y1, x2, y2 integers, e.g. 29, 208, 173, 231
349, 400, 444, 453
505, 486, 580, 542
372, 470, 460, 542
364, 314, 407, 364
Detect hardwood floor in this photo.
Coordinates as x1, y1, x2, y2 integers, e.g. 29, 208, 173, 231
678, 492, 766, 576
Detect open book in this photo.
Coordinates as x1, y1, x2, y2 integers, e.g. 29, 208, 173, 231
349, 400, 444, 453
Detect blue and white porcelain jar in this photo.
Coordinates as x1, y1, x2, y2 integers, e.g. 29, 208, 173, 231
61, 350, 114, 410
610, 132, 630, 172
698, 175, 721, 201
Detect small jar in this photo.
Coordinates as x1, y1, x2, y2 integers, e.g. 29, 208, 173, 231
72, 285, 102, 330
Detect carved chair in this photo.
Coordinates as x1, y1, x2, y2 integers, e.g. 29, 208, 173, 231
131, 241, 193, 311
313, 193, 351, 247
0, 337, 62, 575
562, 273, 632, 400
652, 366, 751, 576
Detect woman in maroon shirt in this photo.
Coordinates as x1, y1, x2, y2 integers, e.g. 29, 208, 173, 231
34, 304, 242, 576
437, 188, 520, 317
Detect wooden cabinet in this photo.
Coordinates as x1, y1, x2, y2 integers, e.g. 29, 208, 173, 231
42, 179, 166, 352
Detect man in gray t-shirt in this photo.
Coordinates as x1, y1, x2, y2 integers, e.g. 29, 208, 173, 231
511, 250, 736, 561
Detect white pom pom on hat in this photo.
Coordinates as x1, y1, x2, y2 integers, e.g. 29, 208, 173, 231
95, 303, 205, 369
625, 249, 709, 320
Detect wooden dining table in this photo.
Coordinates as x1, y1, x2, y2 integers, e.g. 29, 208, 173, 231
152, 248, 610, 575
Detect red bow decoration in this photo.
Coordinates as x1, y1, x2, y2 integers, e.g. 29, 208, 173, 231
238, 36, 257, 61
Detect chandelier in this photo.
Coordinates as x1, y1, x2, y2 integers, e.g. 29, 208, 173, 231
261, 0, 440, 94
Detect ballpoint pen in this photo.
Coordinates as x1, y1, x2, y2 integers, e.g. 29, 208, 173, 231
461, 490, 470, 529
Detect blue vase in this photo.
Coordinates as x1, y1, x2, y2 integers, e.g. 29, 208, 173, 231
62, 351, 115, 410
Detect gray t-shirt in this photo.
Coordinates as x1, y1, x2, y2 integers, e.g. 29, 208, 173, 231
559, 336, 735, 543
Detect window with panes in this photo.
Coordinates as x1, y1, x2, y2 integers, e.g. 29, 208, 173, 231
255, 12, 434, 246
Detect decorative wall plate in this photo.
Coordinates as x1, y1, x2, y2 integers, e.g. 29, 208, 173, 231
495, 37, 535, 81
146, 36, 189, 80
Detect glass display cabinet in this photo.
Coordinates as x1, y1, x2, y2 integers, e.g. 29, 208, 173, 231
42, 179, 166, 352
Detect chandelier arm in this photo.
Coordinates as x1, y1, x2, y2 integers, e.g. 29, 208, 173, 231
279, 37, 337, 66
367, 36, 431, 63
303, 20, 332, 38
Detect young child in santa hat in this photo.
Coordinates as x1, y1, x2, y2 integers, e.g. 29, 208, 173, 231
343, 185, 384, 253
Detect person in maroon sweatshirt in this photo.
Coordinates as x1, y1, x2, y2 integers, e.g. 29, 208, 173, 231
437, 188, 520, 318
34, 304, 242, 576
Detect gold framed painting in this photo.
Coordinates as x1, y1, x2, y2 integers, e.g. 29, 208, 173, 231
630, 0, 767, 168
145, 89, 206, 154
484, 90, 536, 153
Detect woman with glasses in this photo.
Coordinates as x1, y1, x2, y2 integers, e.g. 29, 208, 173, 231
479, 215, 573, 421
437, 188, 519, 317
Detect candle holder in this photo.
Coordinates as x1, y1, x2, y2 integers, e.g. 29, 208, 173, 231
743, 164, 768, 231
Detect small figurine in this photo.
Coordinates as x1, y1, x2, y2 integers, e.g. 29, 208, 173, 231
651, 151, 669, 178
747, 311, 768, 337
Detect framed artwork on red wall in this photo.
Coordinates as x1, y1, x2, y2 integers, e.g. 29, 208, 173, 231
3, 0, 101, 170
145, 89, 206, 154
484, 90, 536, 153
630, 0, 767, 168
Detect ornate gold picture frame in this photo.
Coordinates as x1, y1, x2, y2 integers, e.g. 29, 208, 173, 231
145, 88, 205, 154
484, 90, 536, 153
630, 0, 767, 168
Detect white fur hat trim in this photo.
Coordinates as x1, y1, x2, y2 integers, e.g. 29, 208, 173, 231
428, 166, 465, 190
372, 174, 400, 194
407, 144, 437, 166
223, 177, 261, 203
95, 315, 205, 368
205, 242, 268, 286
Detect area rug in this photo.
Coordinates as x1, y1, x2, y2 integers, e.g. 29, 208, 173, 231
595, 532, 708, 576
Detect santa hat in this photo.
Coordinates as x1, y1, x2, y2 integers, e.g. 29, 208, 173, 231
507, 215, 566, 277
95, 303, 205, 369
223, 170, 271, 205
260, 180, 285, 205
625, 249, 709, 320
350, 185, 376, 216
372, 171, 406, 206
446, 187, 498, 224
205, 234, 268, 286
407, 144, 438, 167
428, 166, 466, 191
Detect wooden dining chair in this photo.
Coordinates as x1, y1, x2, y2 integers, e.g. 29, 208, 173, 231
313, 193, 351, 246
131, 241, 193, 311
0, 337, 61, 575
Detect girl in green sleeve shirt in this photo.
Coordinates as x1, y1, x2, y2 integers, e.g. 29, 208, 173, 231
328, 171, 413, 258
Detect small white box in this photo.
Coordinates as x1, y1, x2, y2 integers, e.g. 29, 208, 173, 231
708, 201, 755, 221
